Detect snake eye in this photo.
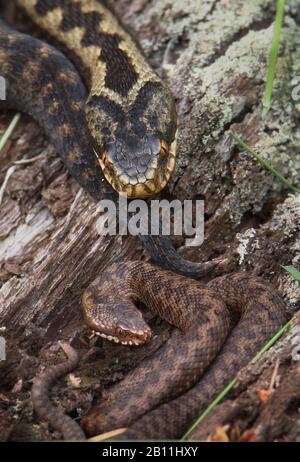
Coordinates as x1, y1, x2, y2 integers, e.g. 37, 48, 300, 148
160, 140, 169, 158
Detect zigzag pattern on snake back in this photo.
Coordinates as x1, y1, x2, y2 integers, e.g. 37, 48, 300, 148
80, 262, 286, 439
0, 0, 287, 441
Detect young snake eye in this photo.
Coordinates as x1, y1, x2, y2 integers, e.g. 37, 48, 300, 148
160, 140, 169, 158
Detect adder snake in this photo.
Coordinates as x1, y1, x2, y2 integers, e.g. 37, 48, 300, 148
0, 0, 287, 440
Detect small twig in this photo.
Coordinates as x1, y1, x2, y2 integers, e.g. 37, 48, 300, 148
251, 320, 292, 363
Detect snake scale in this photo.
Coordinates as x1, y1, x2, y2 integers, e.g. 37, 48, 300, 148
1, 0, 287, 441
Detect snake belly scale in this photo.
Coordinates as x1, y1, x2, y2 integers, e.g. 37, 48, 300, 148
0, 0, 287, 441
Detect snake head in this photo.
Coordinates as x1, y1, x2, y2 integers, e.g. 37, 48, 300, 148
86, 82, 177, 198
82, 294, 152, 346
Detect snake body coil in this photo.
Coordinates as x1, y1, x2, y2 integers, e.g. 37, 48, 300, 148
0, 0, 220, 278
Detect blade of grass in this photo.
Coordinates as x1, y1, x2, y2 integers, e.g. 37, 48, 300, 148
180, 378, 237, 441
262, 0, 285, 117
229, 131, 300, 194
0, 113, 21, 153
180, 319, 292, 441
283, 265, 300, 282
